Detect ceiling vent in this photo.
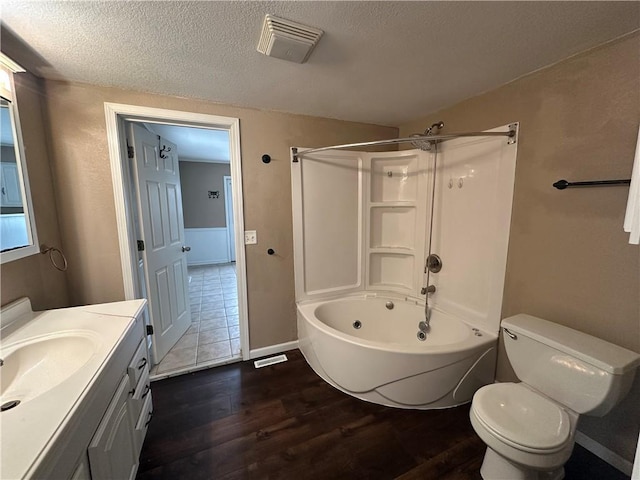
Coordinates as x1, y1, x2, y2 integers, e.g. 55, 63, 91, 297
257, 14, 323, 64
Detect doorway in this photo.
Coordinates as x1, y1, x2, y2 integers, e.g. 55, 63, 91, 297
105, 103, 250, 378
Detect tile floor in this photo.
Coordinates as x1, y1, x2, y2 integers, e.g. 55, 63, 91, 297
150, 263, 241, 378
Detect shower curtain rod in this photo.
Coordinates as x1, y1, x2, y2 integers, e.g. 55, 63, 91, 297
291, 127, 517, 162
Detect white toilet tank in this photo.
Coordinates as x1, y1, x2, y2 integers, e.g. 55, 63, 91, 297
502, 314, 640, 416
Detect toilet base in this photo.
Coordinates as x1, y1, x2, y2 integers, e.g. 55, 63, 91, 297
480, 447, 564, 480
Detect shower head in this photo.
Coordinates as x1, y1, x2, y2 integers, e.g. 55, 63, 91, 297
410, 134, 434, 151
426, 121, 445, 135
410, 121, 445, 151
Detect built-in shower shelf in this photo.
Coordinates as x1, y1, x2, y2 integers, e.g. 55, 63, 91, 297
369, 205, 417, 251
369, 247, 414, 253
366, 151, 426, 296
369, 201, 416, 208
368, 251, 415, 291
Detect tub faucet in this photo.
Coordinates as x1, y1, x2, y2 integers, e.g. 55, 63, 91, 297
419, 318, 430, 332
420, 304, 431, 333
421, 285, 436, 295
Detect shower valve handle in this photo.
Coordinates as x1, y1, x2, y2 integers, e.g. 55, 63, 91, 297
425, 254, 442, 273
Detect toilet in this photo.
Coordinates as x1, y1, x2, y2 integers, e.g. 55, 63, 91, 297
470, 314, 640, 480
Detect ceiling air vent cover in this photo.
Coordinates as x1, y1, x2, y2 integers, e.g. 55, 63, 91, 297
257, 14, 323, 64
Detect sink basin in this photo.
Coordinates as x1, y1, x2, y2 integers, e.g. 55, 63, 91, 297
0, 333, 99, 405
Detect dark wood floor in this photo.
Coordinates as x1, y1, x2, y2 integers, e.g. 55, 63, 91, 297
137, 350, 630, 480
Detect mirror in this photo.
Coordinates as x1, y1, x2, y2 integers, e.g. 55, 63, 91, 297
0, 62, 39, 263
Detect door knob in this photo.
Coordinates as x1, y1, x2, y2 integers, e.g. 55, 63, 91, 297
182, 246, 191, 252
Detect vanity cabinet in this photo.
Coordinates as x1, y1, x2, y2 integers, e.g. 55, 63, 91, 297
20, 300, 153, 480
87, 338, 153, 480
69, 454, 91, 480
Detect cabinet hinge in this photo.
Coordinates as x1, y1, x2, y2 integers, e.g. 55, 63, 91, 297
137, 240, 145, 251
146, 325, 154, 335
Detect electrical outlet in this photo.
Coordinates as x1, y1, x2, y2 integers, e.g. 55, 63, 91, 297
244, 230, 257, 245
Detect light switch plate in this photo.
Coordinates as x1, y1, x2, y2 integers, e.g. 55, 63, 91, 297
244, 230, 257, 245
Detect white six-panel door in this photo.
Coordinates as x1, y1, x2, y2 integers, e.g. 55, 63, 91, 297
129, 123, 191, 363
224, 175, 236, 262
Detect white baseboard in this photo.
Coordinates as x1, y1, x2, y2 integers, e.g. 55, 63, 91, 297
249, 340, 299, 360
575, 431, 633, 476
187, 260, 231, 266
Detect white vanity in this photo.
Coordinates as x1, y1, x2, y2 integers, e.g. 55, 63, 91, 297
0, 298, 152, 479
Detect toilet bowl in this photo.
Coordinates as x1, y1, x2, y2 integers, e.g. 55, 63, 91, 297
470, 314, 640, 480
470, 383, 576, 479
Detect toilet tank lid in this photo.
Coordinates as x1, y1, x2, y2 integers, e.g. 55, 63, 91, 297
502, 314, 640, 375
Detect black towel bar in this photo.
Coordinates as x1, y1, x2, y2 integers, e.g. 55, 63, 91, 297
553, 179, 631, 190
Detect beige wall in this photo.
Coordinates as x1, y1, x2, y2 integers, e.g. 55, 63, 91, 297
400, 33, 640, 463
179, 161, 230, 229
1, 72, 69, 310
41, 80, 397, 349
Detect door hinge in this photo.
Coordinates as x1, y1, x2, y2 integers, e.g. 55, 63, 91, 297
146, 325, 154, 335
137, 240, 145, 251
127, 142, 134, 159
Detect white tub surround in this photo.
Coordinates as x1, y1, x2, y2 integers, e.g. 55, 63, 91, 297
0, 298, 149, 479
292, 125, 518, 409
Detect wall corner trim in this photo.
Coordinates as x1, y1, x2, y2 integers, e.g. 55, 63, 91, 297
249, 340, 299, 360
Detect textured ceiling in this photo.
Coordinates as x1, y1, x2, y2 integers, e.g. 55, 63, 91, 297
1, 1, 638, 127
144, 123, 230, 163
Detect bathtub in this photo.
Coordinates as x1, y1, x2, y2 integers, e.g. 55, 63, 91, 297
297, 294, 497, 409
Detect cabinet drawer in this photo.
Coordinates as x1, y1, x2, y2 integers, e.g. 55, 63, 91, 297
127, 340, 149, 390
133, 390, 153, 456
128, 365, 150, 426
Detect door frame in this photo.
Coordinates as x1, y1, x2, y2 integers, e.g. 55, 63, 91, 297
104, 102, 250, 361
223, 175, 235, 262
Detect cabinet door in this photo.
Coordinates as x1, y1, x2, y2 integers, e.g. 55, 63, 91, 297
88, 376, 137, 480
69, 453, 91, 480
0, 162, 23, 207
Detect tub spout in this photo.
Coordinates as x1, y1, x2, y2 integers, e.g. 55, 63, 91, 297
420, 304, 431, 332
419, 320, 430, 333
421, 285, 436, 295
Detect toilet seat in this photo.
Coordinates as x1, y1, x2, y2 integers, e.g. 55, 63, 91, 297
472, 383, 571, 453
